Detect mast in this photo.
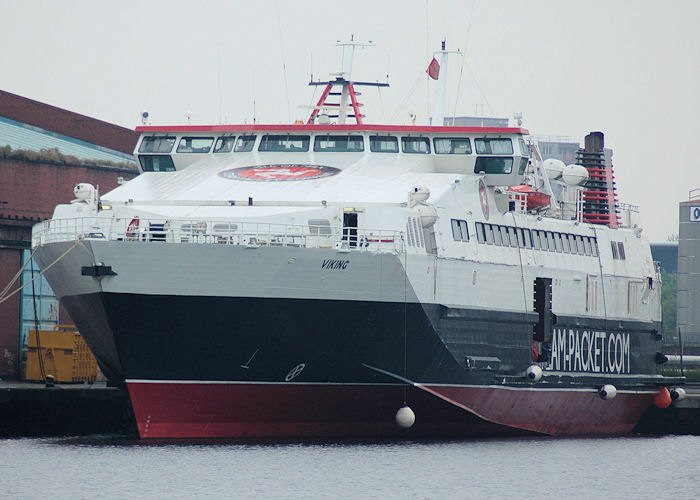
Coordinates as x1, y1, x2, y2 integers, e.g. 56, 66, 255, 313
307, 36, 388, 125
430, 40, 460, 126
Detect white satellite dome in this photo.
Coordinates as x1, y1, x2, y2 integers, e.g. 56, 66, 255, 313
562, 164, 589, 186
542, 159, 565, 180
73, 183, 96, 201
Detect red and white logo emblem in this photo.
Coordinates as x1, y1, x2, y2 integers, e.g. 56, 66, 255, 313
479, 179, 489, 220
219, 164, 341, 182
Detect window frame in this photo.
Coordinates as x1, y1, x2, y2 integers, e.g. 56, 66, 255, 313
553, 232, 563, 253
401, 136, 431, 154
617, 241, 626, 259
475, 222, 486, 244
258, 134, 310, 152
484, 224, 494, 245
451, 219, 462, 241
213, 136, 236, 153
433, 137, 472, 155
139, 136, 176, 153
491, 224, 502, 246
234, 135, 257, 152
474, 156, 514, 174
561, 234, 571, 253
313, 135, 365, 152
138, 154, 176, 172
176, 136, 215, 154
369, 135, 399, 153
475, 138, 514, 155
458, 220, 469, 241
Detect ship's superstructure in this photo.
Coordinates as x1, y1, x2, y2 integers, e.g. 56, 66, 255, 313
30, 43, 682, 438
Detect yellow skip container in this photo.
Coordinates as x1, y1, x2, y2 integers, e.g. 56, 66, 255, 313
26, 325, 98, 383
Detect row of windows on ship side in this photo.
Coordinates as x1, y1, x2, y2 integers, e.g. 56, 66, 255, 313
450, 218, 628, 259
138, 134, 529, 155
138, 134, 529, 174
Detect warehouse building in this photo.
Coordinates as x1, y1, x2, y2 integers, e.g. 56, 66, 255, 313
0, 90, 139, 379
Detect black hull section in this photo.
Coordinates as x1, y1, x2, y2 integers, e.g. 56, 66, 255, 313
62, 292, 664, 388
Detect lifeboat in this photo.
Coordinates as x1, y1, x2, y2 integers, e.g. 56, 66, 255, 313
508, 184, 551, 211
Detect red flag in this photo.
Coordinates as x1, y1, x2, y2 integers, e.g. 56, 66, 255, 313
426, 57, 440, 80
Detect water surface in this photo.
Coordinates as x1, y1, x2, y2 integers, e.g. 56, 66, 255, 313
1, 434, 698, 499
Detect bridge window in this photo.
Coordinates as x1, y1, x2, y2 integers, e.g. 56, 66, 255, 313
139, 155, 175, 172
259, 135, 310, 152
313, 135, 364, 152
434, 137, 471, 154
234, 135, 256, 152
475, 138, 513, 155
474, 157, 514, 174
214, 136, 236, 153
518, 157, 529, 174
518, 138, 529, 156
139, 136, 176, 153
401, 137, 430, 154
369, 135, 399, 153
177, 137, 214, 153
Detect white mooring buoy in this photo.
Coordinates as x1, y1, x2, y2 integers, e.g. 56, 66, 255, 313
395, 404, 416, 428
670, 387, 687, 401
525, 364, 543, 382
599, 384, 617, 400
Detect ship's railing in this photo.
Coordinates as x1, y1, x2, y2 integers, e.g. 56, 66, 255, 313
617, 202, 641, 229
32, 216, 405, 253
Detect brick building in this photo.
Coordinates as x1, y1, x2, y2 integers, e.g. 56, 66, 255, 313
0, 90, 139, 379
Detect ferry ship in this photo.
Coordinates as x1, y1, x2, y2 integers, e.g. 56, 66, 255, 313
31, 41, 682, 438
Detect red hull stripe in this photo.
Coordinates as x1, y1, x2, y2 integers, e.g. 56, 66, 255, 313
127, 381, 654, 439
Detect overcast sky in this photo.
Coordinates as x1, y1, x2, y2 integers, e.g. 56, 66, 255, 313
3, 0, 698, 241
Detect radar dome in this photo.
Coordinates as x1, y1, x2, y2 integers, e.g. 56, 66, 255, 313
562, 164, 589, 186
543, 159, 565, 180
73, 183, 96, 200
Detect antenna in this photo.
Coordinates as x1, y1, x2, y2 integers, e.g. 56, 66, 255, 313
430, 40, 461, 126
275, 0, 291, 122
335, 34, 374, 81
216, 44, 223, 125
306, 36, 386, 125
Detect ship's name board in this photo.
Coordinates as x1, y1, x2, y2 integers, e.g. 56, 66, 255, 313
321, 259, 349, 270
548, 328, 631, 374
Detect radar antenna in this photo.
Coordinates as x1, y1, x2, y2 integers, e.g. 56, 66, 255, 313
307, 36, 389, 125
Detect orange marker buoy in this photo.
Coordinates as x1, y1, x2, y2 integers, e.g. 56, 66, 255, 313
654, 387, 672, 408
